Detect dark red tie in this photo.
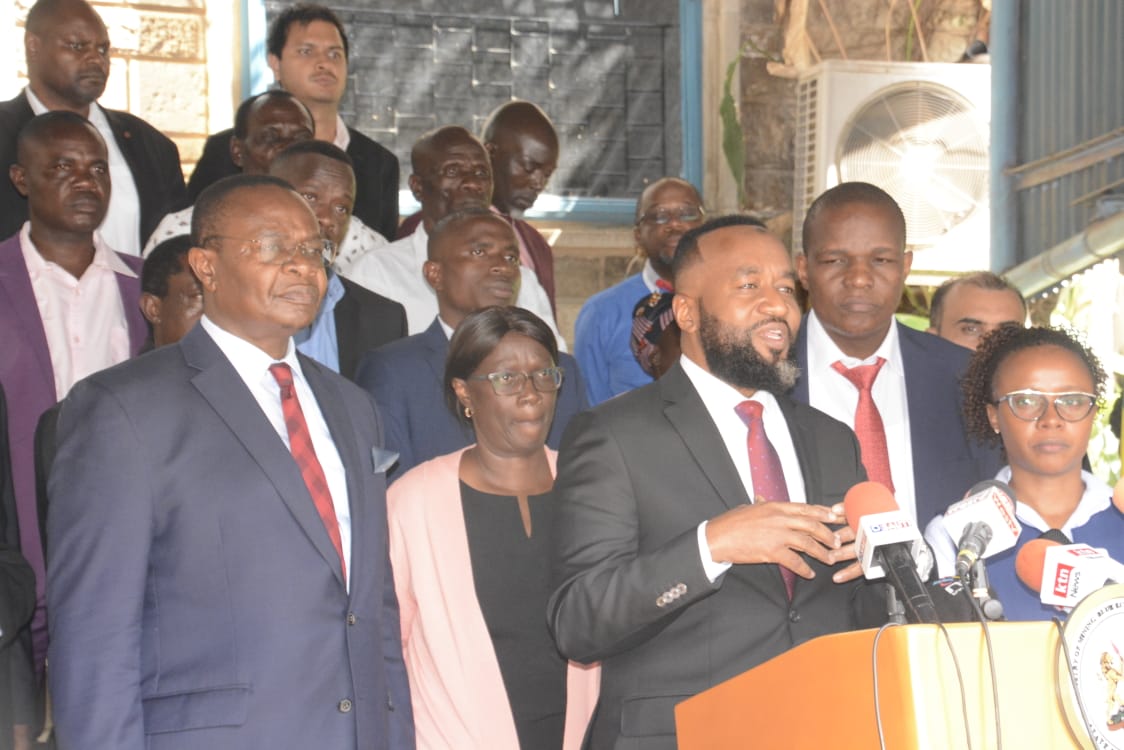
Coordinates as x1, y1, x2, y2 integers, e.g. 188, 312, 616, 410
831, 358, 894, 493
269, 363, 346, 582
654, 278, 673, 292
734, 400, 796, 600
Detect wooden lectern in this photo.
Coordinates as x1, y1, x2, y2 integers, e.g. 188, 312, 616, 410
675, 622, 1088, 749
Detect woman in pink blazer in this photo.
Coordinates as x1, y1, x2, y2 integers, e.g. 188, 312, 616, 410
388, 307, 598, 749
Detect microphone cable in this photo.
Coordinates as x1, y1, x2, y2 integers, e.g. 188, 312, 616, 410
1051, 616, 1097, 747
964, 585, 1003, 750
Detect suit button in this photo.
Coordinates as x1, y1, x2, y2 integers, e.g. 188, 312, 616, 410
675, 583, 687, 595
347, 612, 357, 626
338, 698, 353, 713
656, 593, 668, 608
788, 608, 800, 623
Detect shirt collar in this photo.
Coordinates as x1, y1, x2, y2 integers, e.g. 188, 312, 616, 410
640, 259, 669, 293
332, 115, 351, 151
679, 353, 781, 418
25, 86, 103, 124
323, 268, 345, 306
20, 221, 136, 278
805, 309, 903, 376
200, 314, 303, 383
996, 465, 1112, 535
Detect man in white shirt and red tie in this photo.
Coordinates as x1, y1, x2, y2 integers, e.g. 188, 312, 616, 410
47, 174, 413, 749
549, 215, 884, 748
791, 181, 1001, 528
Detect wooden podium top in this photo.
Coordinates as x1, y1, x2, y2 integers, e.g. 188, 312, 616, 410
675, 622, 1089, 750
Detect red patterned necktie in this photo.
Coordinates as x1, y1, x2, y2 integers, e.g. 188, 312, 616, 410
269, 363, 346, 582
734, 400, 796, 600
831, 358, 894, 493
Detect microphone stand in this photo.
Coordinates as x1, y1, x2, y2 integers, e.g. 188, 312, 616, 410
885, 583, 907, 625
969, 560, 1005, 621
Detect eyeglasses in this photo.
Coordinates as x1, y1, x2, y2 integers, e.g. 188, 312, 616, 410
994, 389, 1098, 422
205, 236, 333, 266
637, 206, 705, 227
467, 366, 564, 396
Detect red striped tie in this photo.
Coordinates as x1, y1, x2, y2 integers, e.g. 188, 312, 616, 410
269, 363, 346, 582
734, 400, 796, 600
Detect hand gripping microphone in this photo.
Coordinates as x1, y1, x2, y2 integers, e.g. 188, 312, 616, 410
940, 480, 1021, 577
1015, 533, 1124, 609
844, 481, 940, 624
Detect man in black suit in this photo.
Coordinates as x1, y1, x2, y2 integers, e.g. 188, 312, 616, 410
549, 216, 881, 748
270, 140, 407, 380
187, 4, 399, 241
0, 0, 185, 255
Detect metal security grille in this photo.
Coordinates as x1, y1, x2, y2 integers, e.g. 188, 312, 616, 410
267, 1, 683, 199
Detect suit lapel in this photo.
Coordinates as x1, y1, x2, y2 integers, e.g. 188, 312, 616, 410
114, 263, 148, 354
775, 396, 823, 507
420, 318, 449, 380
660, 364, 749, 510
0, 238, 54, 382
182, 328, 347, 588
302, 354, 365, 593
333, 284, 359, 378
791, 316, 811, 403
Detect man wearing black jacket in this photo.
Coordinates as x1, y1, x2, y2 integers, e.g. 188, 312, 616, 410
0, 0, 185, 256
187, 4, 399, 241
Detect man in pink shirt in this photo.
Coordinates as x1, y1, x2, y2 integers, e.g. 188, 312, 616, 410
0, 110, 147, 709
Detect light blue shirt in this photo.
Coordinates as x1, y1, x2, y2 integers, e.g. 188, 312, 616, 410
295, 271, 345, 373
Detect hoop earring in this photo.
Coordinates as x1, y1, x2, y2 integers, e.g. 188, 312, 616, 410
464, 406, 474, 419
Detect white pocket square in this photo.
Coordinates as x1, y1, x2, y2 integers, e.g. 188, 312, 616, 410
371, 447, 399, 474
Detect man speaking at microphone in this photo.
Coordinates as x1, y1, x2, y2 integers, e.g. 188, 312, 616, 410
548, 216, 885, 749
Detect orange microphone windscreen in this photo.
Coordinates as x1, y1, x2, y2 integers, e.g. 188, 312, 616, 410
1014, 538, 1061, 593
843, 481, 898, 532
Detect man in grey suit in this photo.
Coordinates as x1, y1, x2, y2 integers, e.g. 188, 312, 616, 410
47, 175, 414, 749
549, 216, 883, 748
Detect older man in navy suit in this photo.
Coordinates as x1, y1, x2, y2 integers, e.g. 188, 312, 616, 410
355, 207, 587, 480
792, 182, 1000, 528
47, 175, 413, 749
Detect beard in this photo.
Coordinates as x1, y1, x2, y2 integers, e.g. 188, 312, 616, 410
699, 304, 800, 394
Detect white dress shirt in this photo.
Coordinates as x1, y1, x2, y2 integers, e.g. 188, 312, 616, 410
200, 315, 352, 586
27, 88, 143, 257
344, 224, 568, 350
804, 311, 917, 522
640, 259, 668, 293
19, 222, 133, 399
679, 354, 808, 580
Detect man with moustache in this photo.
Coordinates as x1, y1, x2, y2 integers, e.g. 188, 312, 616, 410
187, 4, 399, 241
0, 0, 185, 255
793, 182, 1001, 528
355, 206, 586, 480
549, 215, 880, 748
47, 174, 414, 749
0, 111, 148, 689
347, 125, 563, 346
574, 178, 707, 404
269, 140, 407, 379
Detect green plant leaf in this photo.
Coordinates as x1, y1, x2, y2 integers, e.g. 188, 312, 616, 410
720, 55, 746, 208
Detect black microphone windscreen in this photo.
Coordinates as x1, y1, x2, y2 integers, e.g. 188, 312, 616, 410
928, 577, 979, 623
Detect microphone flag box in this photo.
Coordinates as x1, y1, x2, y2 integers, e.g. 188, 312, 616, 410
941, 485, 1021, 558
1040, 543, 1123, 607
855, 509, 922, 580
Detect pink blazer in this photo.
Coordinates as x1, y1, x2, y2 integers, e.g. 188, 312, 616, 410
388, 446, 599, 749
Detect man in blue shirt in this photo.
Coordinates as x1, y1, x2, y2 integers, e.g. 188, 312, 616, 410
574, 178, 706, 404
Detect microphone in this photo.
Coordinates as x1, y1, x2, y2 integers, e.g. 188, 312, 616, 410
844, 481, 940, 624
941, 480, 1021, 577
1015, 535, 1124, 608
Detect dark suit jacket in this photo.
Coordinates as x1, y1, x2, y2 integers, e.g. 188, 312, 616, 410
0, 232, 147, 675
0, 93, 186, 251
46, 325, 414, 749
0, 384, 37, 746
336, 276, 408, 381
188, 127, 400, 240
397, 210, 557, 312
547, 363, 881, 748
354, 317, 588, 480
790, 320, 1003, 528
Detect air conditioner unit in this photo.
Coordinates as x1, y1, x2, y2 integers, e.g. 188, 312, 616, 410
793, 60, 991, 285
